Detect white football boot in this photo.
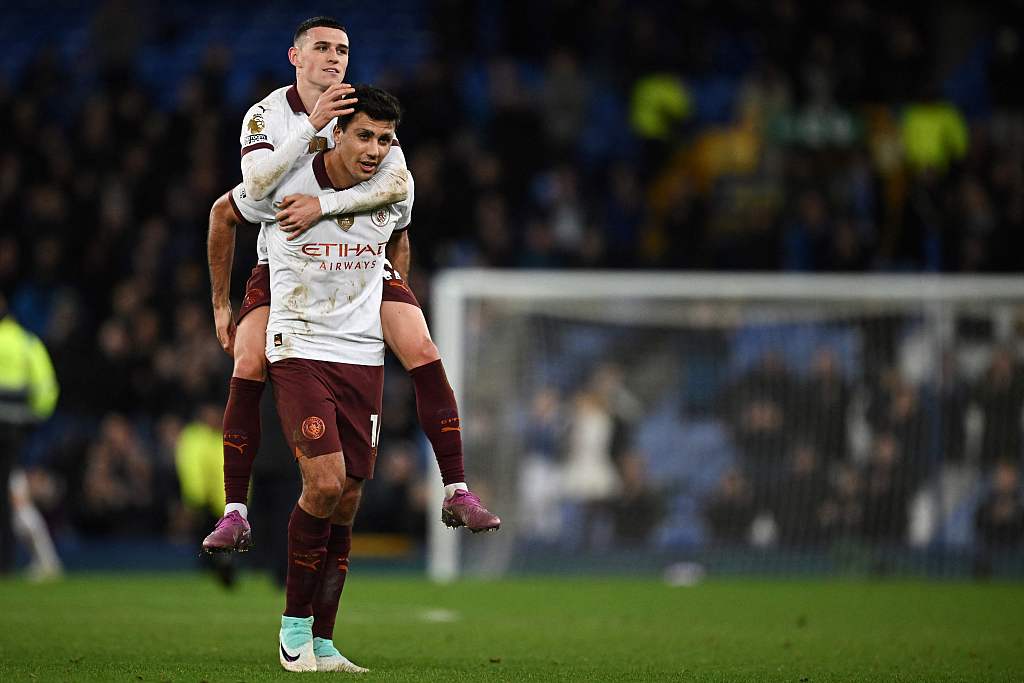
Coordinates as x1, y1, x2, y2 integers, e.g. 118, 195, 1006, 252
314, 637, 369, 673
279, 616, 317, 672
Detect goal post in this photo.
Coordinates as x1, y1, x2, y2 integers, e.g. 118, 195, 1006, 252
429, 271, 1024, 581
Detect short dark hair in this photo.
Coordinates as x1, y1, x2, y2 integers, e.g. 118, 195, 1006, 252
337, 84, 403, 130
293, 16, 347, 45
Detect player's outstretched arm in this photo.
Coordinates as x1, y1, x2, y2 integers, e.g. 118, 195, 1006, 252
275, 147, 410, 239
241, 129, 314, 201
319, 144, 409, 217
241, 84, 356, 201
208, 192, 240, 355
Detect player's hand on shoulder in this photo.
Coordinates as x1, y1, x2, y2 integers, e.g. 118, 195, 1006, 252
275, 194, 323, 240
213, 304, 237, 356
309, 83, 357, 131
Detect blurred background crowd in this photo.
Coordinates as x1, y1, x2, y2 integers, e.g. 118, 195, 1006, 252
495, 318, 1024, 576
0, 0, 1022, 576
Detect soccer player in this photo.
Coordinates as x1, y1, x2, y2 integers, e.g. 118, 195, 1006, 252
203, 16, 498, 555
213, 85, 408, 672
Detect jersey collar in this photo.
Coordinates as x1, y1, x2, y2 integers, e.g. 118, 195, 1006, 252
286, 84, 308, 114
312, 151, 343, 190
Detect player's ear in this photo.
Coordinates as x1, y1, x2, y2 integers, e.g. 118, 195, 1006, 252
288, 46, 300, 68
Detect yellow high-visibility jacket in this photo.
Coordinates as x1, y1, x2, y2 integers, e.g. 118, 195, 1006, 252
0, 315, 59, 425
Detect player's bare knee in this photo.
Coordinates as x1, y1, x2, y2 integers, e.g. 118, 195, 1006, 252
333, 484, 363, 525
233, 350, 266, 381
343, 484, 362, 509
407, 336, 440, 369
308, 475, 343, 511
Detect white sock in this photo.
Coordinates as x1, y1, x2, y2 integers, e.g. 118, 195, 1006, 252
444, 483, 468, 499
224, 503, 248, 519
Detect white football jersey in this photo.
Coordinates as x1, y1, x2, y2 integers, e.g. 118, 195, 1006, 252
240, 84, 335, 159
241, 84, 406, 265
230, 151, 414, 366
243, 85, 335, 267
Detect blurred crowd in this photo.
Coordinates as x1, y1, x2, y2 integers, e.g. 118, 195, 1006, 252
702, 348, 1024, 558
0, 0, 1022, 563
510, 319, 1024, 571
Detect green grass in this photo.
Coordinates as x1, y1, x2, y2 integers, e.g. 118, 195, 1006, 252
0, 573, 1022, 682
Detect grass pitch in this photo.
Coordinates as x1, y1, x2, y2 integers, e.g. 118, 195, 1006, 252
0, 572, 1021, 682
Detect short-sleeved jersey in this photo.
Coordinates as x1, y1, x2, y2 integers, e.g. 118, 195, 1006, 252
230, 152, 414, 367
240, 84, 335, 159
242, 84, 335, 267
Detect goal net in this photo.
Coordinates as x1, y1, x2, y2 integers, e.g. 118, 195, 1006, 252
428, 272, 1024, 580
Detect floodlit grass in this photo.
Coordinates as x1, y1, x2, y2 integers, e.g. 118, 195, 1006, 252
0, 572, 1022, 681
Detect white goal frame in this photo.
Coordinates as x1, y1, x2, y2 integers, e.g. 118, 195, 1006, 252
427, 271, 1024, 581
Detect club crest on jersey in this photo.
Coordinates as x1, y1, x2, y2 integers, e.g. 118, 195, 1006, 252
307, 136, 328, 153
335, 214, 355, 231
247, 113, 266, 134
371, 208, 390, 228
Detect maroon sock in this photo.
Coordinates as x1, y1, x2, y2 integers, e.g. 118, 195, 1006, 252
409, 359, 465, 485
284, 504, 331, 618
312, 525, 352, 640
222, 377, 264, 505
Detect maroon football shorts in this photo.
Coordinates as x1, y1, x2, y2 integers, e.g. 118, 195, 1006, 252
268, 358, 384, 479
380, 259, 420, 307
237, 263, 270, 323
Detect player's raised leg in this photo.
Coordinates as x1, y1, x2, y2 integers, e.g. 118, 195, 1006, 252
381, 292, 500, 532
203, 286, 269, 553
311, 477, 369, 673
